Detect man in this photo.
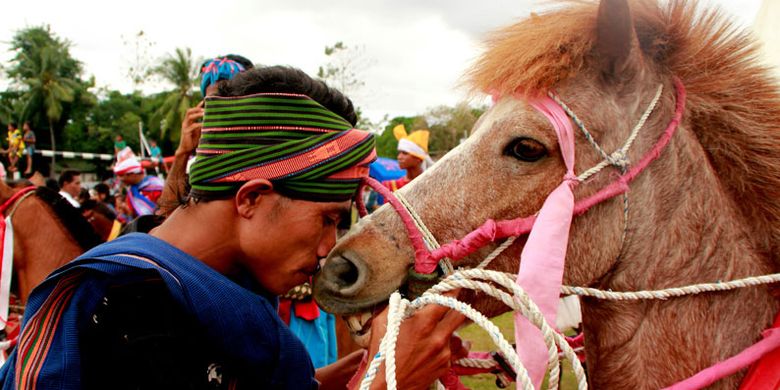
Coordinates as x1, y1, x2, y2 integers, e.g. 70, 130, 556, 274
22, 122, 35, 175
383, 124, 435, 191
58, 169, 82, 208
0, 66, 464, 390
113, 157, 164, 217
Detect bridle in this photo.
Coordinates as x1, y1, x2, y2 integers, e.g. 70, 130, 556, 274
355, 77, 685, 277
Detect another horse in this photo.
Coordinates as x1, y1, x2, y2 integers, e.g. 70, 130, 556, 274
0, 182, 104, 304
315, 0, 780, 388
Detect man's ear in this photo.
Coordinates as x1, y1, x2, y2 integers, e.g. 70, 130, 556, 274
235, 179, 275, 218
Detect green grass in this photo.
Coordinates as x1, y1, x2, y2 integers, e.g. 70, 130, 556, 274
457, 313, 579, 390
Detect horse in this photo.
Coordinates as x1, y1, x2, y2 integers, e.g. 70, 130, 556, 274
0, 182, 105, 305
314, 0, 780, 388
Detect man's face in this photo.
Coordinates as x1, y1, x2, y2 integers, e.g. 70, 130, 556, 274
397, 151, 422, 170
238, 195, 351, 295
63, 175, 82, 198
118, 172, 143, 185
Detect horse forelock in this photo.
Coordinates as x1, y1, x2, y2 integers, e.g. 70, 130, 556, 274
468, 0, 780, 265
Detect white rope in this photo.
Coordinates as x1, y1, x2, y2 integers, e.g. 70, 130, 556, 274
477, 236, 517, 269
573, 84, 664, 182
396, 191, 455, 275
358, 263, 780, 390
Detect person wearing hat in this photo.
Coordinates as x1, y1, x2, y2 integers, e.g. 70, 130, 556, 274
0, 66, 465, 390
113, 157, 164, 217
383, 124, 435, 192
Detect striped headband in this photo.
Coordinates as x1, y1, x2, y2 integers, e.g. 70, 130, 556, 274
189, 92, 376, 202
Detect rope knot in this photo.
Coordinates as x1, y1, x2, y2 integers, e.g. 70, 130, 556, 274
563, 172, 579, 187
607, 151, 630, 171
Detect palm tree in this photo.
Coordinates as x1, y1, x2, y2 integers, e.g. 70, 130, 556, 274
20, 45, 79, 171
152, 47, 198, 143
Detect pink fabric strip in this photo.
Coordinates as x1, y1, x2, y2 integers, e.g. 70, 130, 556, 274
362, 177, 437, 273
515, 96, 578, 389
427, 78, 687, 264
663, 327, 780, 390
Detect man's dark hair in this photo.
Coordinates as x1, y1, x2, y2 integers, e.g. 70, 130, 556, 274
224, 54, 254, 70
94, 183, 110, 196
217, 66, 357, 126
187, 66, 358, 205
82, 199, 117, 221
45, 178, 59, 192
58, 169, 81, 188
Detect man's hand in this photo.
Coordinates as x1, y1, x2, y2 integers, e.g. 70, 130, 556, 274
361, 292, 468, 390
176, 101, 205, 156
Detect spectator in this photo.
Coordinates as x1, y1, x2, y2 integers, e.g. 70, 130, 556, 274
22, 122, 36, 175
58, 169, 82, 208
113, 135, 127, 156
6, 123, 23, 174
113, 157, 163, 217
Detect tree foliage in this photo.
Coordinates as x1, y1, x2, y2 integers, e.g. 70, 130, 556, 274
4, 25, 96, 172
151, 47, 199, 144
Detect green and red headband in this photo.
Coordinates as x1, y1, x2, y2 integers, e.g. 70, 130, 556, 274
189, 93, 376, 202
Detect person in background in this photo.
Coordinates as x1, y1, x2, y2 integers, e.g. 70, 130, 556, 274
382, 124, 434, 192
81, 199, 122, 242
149, 139, 164, 172
113, 135, 127, 157
22, 122, 35, 175
5, 123, 24, 174
58, 169, 82, 208
92, 183, 115, 210
57, 169, 81, 208
113, 157, 163, 217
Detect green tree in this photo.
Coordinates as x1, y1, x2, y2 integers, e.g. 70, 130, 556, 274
151, 47, 198, 144
6, 26, 91, 172
317, 41, 375, 129
424, 102, 487, 157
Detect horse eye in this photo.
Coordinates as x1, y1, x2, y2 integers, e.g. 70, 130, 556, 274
504, 137, 548, 162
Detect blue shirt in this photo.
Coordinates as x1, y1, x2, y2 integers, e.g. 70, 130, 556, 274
0, 233, 317, 389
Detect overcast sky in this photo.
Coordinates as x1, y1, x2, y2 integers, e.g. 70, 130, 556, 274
0, 0, 764, 125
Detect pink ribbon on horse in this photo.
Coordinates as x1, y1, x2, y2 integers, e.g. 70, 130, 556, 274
514, 96, 577, 388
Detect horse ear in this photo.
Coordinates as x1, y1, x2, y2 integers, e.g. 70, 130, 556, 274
595, 0, 641, 80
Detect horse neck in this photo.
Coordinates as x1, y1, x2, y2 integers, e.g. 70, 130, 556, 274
13, 200, 84, 303
580, 124, 779, 389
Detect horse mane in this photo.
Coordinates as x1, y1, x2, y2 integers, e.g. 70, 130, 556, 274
467, 0, 780, 263
33, 187, 103, 251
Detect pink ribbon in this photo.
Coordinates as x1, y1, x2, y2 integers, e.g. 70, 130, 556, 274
514, 96, 577, 388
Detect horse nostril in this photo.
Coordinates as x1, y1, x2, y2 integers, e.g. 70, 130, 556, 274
320, 253, 367, 296
326, 256, 359, 288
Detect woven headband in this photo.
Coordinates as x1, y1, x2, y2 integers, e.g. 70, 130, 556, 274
189, 92, 376, 202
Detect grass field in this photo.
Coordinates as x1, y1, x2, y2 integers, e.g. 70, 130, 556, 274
457, 313, 579, 390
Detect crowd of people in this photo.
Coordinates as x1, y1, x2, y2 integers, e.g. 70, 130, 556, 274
0, 55, 459, 390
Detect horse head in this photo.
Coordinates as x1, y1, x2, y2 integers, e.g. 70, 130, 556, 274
316, 0, 780, 387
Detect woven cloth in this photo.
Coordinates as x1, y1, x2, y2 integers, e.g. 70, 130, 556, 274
189, 92, 376, 202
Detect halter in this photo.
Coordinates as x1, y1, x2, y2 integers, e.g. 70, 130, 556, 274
354, 78, 685, 388
356, 78, 685, 275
